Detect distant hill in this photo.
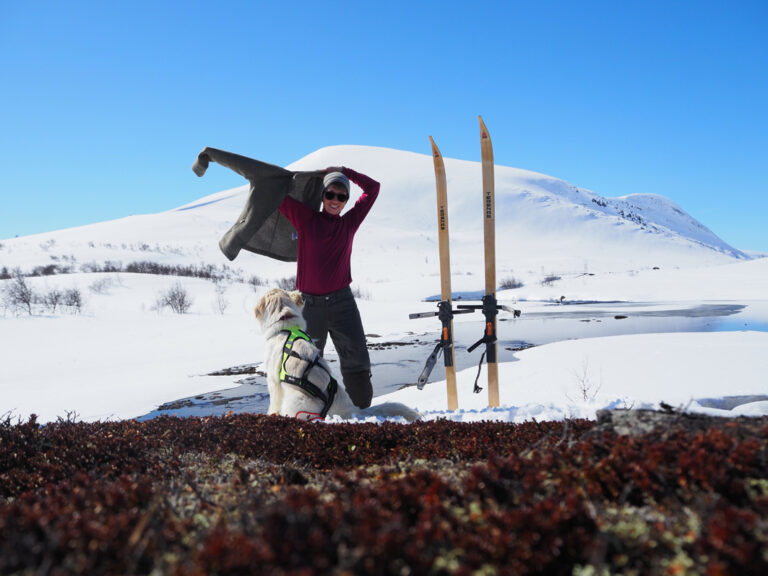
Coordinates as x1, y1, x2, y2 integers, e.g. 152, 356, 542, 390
1, 145, 748, 293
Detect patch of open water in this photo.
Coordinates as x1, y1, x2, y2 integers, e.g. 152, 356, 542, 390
492, 301, 768, 350
140, 300, 768, 419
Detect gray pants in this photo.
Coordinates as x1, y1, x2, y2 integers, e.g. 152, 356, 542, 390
301, 286, 372, 408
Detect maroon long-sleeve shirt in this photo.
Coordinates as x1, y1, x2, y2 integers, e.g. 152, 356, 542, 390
278, 167, 379, 295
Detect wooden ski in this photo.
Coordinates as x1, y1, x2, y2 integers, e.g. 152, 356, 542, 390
429, 136, 459, 410
411, 130, 498, 410
479, 116, 500, 406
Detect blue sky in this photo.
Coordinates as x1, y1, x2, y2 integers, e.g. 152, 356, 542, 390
1, 0, 766, 252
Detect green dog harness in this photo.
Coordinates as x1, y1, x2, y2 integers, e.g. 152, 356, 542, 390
279, 327, 338, 418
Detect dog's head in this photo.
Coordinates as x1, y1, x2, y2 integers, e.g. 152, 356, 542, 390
254, 289, 305, 331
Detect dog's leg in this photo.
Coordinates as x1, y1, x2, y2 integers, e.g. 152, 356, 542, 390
266, 374, 283, 415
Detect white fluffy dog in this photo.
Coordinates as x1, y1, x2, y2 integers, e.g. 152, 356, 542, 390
254, 289, 420, 422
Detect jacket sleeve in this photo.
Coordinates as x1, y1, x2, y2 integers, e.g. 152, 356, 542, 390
193, 147, 291, 182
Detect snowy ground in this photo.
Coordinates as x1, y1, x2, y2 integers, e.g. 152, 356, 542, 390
2, 260, 767, 424
2, 145, 767, 424
379, 330, 768, 422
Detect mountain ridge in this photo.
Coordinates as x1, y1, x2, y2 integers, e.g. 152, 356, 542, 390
1, 145, 748, 288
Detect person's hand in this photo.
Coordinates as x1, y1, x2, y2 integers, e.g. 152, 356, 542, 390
324, 166, 343, 173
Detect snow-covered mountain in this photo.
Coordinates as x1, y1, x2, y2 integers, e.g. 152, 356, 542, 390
2, 145, 767, 424
1, 145, 747, 301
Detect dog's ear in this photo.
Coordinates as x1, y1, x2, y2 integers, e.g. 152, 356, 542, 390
289, 291, 304, 307
254, 290, 278, 322
254, 299, 266, 321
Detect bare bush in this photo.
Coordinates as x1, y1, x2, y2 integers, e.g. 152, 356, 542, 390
89, 278, 110, 294
81, 261, 123, 274
88, 276, 121, 295
157, 282, 193, 314
3, 270, 36, 315
248, 275, 266, 292
43, 289, 63, 313
30, 264, 73, 276
351, 284, 371, 300
568, 358, 603, 403
214, 283, 229, 315
498, 276, 523, 290
63, 288, 84, 314
276, 276, 297, 291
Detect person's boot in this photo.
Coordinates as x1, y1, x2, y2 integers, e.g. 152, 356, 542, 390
342, 370, 373, 409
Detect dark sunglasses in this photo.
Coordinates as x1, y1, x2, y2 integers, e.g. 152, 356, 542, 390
324, 190, 349, 202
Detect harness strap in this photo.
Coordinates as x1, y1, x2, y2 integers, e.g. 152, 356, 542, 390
279, 328, 338, 418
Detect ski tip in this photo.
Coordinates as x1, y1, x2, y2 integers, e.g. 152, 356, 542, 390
479, 116, 490, 139
429, 136, 441, 158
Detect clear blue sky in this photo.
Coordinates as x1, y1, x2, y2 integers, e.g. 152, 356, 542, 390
2, 0, 766, 252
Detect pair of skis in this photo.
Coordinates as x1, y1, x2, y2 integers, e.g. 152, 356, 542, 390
410, 116, 501, 410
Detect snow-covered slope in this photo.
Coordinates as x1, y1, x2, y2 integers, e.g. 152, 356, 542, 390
1, 145, 748, 302
1, 145, 766, 424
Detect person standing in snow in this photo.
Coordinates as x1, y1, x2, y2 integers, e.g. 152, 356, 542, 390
277, 167, 379, 409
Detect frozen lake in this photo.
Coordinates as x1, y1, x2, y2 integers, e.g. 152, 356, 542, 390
140, 300, 768, 420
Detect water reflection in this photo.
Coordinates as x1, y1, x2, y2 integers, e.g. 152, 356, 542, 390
485, 301, 768, 351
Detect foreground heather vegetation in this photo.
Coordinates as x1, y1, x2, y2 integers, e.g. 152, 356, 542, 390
1, 412, 766, 574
